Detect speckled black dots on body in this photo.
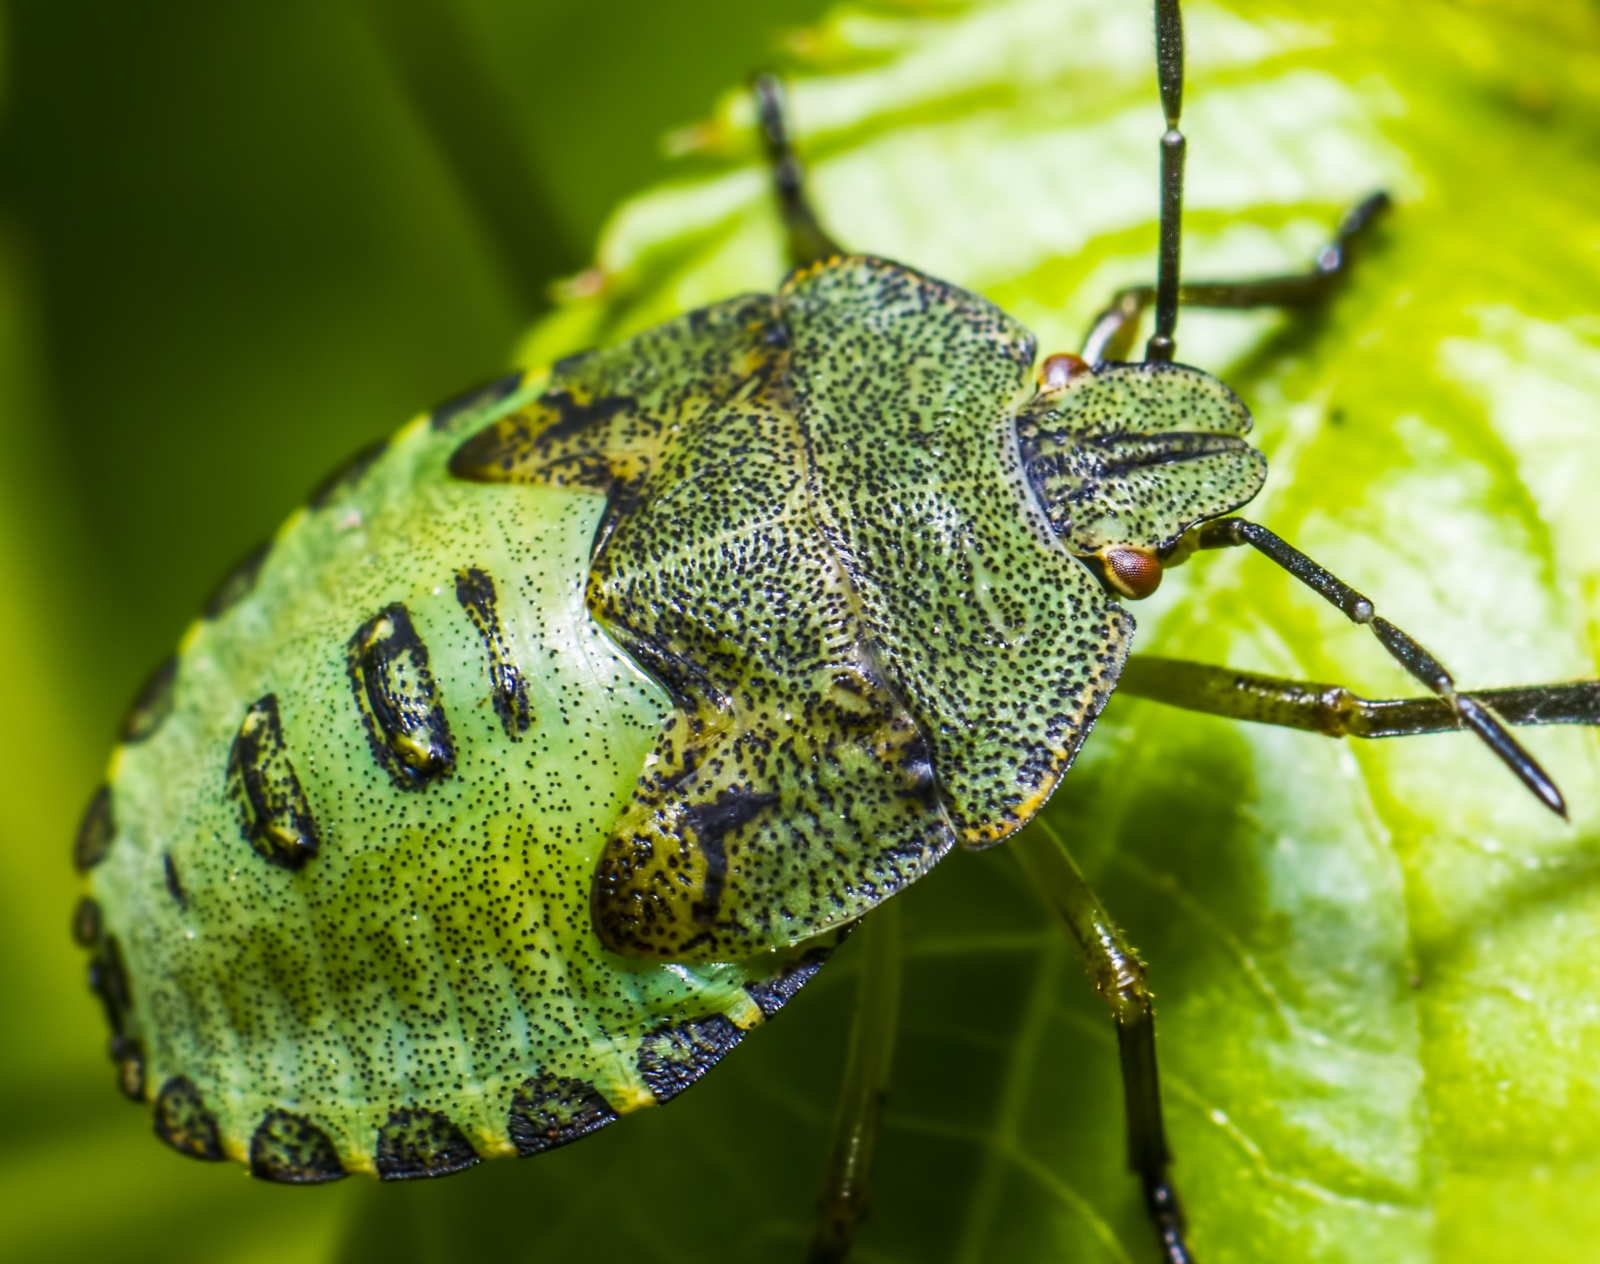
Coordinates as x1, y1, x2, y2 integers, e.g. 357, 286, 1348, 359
120, 655, 179, 744
507, 1073, 618, 1156
153, 1077, 225, 1161
250, 1110, 347, 1184
636, 1015, 747, 1103
347, 603, 455, 788
68, 251, 1276, 1186
227, 693, 322, 869
375, 1109, 481, 1180
455, 567, 534, 738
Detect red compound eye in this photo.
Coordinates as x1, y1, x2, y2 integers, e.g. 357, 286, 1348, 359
1103, 547, 1164, 600
1038, 352, 1091, 391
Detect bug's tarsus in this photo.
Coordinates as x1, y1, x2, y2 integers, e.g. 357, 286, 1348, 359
1147, 0, 1187, 365
808, 901, 902, 1264
1197, 518, 1569, 817
1118, 656, 1600, 739
1013, 825, 1196, 1264
753, 73, 844, 269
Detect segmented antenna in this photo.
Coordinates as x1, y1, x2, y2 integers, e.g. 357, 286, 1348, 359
1146, 0, 1186, 364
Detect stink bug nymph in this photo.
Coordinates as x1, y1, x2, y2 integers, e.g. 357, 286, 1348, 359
70, 4, 1600, 1262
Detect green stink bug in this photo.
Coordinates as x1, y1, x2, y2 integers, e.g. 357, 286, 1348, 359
65, 1, 1600, 1261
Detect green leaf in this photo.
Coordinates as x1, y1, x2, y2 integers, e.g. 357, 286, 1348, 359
5, 1, 1600, 1261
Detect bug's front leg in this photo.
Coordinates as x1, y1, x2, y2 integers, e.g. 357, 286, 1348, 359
1012, 823, 1194, 1264
1193, 518, 1570, 816
808, 899, 903, 1264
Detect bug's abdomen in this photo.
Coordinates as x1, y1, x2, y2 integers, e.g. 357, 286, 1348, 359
78, 397, 821, 1178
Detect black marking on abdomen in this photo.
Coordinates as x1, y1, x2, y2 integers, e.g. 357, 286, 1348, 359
204, 540, 271, 619
87, 936, 140, 1102
111, 1036, 145, 1101
162, 853, 188, 910
250, 1109, 347, 1183
508, 1072, 617, 1156
73, 785, 115, 872
430, 371, 525, 432
454, 568, 532, 739
375, 1108, 480, 1179
308, 438, 388, 509
226, 694, 322, 869
87, 933, 132, 1041
744, 946, 834, 1018
153, 1077, 225, 1161
121, 655, 178, 743
71, 896, 102, 947
636, 1014, 746, 1103
347, 604, 455, 789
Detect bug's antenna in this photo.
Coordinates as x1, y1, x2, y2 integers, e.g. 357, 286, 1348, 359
753, 73, 843, 268
1146, 0, 1186, 364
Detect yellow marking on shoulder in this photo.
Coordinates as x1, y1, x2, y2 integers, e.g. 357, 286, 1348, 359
961, 774, 1061, 850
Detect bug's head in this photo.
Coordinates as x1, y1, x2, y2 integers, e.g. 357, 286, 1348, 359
1017, 354, 1266, 599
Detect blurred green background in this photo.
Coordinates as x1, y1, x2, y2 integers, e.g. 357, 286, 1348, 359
5, 1, 1600, 1262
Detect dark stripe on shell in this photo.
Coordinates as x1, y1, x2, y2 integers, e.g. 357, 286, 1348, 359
375, 1108, 480, 1180
636, 1014, 746, 1104
250, 1109, 347, 1183
347, 604, 455, 789
507, 1072, 616, 1157
455, 567, 533, 738
204, 541, 271, 619
153, 1077, 225, 1161
73, 785, 115, 872
120, 654, 178, 743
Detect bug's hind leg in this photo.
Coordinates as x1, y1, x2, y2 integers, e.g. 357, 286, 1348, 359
1013, 824, 1194, 1264
753, 74, 844, 268
1119, 656, 1600, 739
808, 899, 903, 1264
1082, 192, 1391, 365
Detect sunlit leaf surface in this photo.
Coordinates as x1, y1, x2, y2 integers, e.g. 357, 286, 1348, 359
3, 1, 1599, 1261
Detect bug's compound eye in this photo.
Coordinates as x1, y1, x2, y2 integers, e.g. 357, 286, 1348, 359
1037, 352, 1092, 392
1089, 546, 1165, 600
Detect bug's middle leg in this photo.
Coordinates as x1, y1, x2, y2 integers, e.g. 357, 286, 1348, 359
1081, 191, 1391, 365
1012, 824, 1194, 1264
1119, 656, 1600, 739
808, 898, 903, 1264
